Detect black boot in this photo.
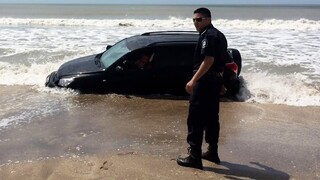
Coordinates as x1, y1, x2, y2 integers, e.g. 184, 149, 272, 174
177, 148, 203, 169
177, 155, 203, 169
202, 146, 221, 164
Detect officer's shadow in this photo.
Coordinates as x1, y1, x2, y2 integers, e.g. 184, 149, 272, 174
204, 161, 290, 180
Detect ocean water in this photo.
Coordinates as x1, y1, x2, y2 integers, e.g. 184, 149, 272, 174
0, 4, 320, 131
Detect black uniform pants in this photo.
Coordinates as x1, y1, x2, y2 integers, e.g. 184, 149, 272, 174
187, 73, 222, 158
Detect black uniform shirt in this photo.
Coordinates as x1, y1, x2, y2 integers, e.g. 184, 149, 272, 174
194, 24, 228, 73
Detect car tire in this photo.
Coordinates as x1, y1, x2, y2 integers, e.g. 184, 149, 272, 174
224, 78, 241, 97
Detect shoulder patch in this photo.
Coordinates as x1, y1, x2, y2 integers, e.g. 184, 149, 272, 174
202, 39, 208, 49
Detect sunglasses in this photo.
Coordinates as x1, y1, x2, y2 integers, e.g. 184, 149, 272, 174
193, 17, 207, 23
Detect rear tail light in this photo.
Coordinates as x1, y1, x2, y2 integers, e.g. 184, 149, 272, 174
226, 62, 238, 75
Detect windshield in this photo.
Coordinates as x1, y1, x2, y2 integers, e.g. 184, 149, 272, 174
100, 39, 130, 68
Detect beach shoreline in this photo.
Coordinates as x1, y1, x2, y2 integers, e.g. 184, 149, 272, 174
0, 101, 319, 179
1, 3, 320, 179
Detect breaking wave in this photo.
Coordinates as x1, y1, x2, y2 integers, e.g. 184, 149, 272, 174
1, 17, 320, 31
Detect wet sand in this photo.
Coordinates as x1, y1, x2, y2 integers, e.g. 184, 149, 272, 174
0, 92, 319, 179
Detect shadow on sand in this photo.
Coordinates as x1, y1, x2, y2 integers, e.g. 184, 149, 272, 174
204, 161, 290, 180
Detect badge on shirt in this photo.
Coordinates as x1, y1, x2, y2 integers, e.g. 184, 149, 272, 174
202, 39, 208, 49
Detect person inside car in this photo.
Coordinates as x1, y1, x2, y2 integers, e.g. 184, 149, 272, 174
122, 52, 154, 70
135, 54, 153, 70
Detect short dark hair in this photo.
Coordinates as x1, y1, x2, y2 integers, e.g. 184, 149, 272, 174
193, 7, 211, 18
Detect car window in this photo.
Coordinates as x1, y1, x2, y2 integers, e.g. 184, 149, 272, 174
116, 49, 154, 71
152, 44, 195, 68
100, 39, 130, 68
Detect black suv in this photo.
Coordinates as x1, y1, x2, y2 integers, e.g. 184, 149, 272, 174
45, 31, 242, 96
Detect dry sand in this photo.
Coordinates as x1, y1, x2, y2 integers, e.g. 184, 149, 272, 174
0, 102, 319, 179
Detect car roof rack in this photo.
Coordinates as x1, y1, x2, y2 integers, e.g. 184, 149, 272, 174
141, 31, 198, 36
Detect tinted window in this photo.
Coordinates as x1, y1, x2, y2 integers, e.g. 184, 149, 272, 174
152, 44, 196, 68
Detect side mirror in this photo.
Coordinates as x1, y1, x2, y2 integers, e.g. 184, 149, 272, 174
106, 45, 112, 50
115, 66, 123, 72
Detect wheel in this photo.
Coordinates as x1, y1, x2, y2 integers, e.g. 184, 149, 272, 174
224, 78, 241, 96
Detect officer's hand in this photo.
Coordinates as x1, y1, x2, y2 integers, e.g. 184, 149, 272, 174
186, 80, 195, 95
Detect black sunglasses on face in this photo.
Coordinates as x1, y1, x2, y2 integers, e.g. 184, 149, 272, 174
193, 17, 207, 23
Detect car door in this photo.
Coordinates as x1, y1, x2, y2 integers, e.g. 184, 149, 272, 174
102, 51, 155, 94
152, 44, 195, 95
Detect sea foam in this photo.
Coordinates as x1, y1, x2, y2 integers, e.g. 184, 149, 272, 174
1, 17, 320, 31
0, 17, 319, 106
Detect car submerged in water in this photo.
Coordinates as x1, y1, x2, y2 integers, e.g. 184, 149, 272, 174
45, 31, 242, 96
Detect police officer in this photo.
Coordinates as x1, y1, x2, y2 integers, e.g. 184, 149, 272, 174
177, 7, 228, 169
